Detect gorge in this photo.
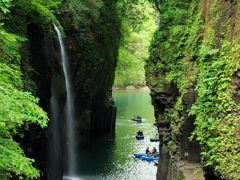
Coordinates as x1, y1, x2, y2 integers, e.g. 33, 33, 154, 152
0, 0, 240, 180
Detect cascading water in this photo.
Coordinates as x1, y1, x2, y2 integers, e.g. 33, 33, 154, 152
53, 23, 76, 177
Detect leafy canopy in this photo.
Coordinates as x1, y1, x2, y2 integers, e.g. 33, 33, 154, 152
146, 0, 240, 178
0, 0, 60, 178
114, 0, 157, 88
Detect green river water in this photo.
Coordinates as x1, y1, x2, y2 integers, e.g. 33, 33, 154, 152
75, 90, 158, 180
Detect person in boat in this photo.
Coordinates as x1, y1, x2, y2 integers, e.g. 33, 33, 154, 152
136, 115, 142, 119
133, 114, 139, 120
152, 147, 157, 155
137, 130, 143, 136
132, 115, 142, 121
146, 147, 151, 155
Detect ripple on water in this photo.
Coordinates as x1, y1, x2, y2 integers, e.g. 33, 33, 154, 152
70, 91, 157, 180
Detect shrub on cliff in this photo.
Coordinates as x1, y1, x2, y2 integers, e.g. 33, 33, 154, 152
0, 0, 59, 178
146, 0, 240, 178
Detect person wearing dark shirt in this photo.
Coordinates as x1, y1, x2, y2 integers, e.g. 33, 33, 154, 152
152, 147, 157, 155
146, 147, 150, 155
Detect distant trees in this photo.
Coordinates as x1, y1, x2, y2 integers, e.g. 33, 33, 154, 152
114, 0, 157, 88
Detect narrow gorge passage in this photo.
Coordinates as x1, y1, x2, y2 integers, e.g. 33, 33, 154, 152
1, 1, 239, 180
72, 90, 158, 179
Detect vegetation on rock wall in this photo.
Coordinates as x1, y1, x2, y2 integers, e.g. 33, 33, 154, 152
114, 0, 157, 88
60, 0, 120, 100
0, 0, 59, 178
1, 0, 240, 179
1, 0, 120, 177
146, 0, 240, 179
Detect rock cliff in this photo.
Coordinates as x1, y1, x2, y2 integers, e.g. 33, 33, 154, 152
146, 0, 240, 179
5, 0, 120, 179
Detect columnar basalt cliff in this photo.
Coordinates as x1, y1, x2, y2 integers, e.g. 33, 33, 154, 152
146, 0, 240, 179
29, 1, 120, 178
59, 0, 120, 144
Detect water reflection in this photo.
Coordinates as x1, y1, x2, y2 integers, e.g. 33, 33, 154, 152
76, 133, 116, 175
75, 90, 158, 180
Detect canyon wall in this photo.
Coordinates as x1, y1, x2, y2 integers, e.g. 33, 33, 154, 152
3, 0, 120, 179
146, 0, 240, 179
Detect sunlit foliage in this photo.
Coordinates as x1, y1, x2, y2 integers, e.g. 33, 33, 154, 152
0, 0, 60, 178
114, 0, 157, 88
146, 0, 240, 178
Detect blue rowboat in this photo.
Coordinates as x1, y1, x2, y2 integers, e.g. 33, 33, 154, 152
141, 156, 159, 161
133, 153, 159, 162
133, 153, 145, 158
136, 134, 144, 140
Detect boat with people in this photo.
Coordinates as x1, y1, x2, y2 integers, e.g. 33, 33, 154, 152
133, 147, 159, 162
131, 115, 143, 122
133, 153, 159, 162
136, 130, 144, 140
150, 137, 159, 142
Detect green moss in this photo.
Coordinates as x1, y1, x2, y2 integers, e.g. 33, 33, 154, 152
191, 41, 240, 179
146, 0, 240, 178
0, 0, 60, 178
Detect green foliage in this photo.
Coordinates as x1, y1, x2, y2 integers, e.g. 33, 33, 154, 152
0, 62, 22, 88
115, 46, 145, 87
0, 138, 38, 179
0, 28, 48, 178
117, 0, 153, 32
114, 0, 157, 88
0, 79, 48, 179
61, 0, 120, 93
146, 0, 197, 91
0, 25, 25, 66
190, 41, 240, 179
0, 0, 62, 35
0, 0, 12, 16
41, 0, 62, 13
0, 80, 48, 134
147, 0, 240, 178
63, 0, 103, 29
0, 63, 48, 178
0, 0, 60, 178
13, 0, 61, 27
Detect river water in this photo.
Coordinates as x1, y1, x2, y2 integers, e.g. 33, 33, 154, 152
74, 90, 158, 180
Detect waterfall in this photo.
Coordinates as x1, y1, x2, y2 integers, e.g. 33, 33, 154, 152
53, 23, 76, 176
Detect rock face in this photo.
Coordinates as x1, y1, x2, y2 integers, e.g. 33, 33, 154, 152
148, 76, 203, 180
60, 0, 120, 145
146, 0, 240, 179
25, 0, 120, 179
25, 23, 61, 179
